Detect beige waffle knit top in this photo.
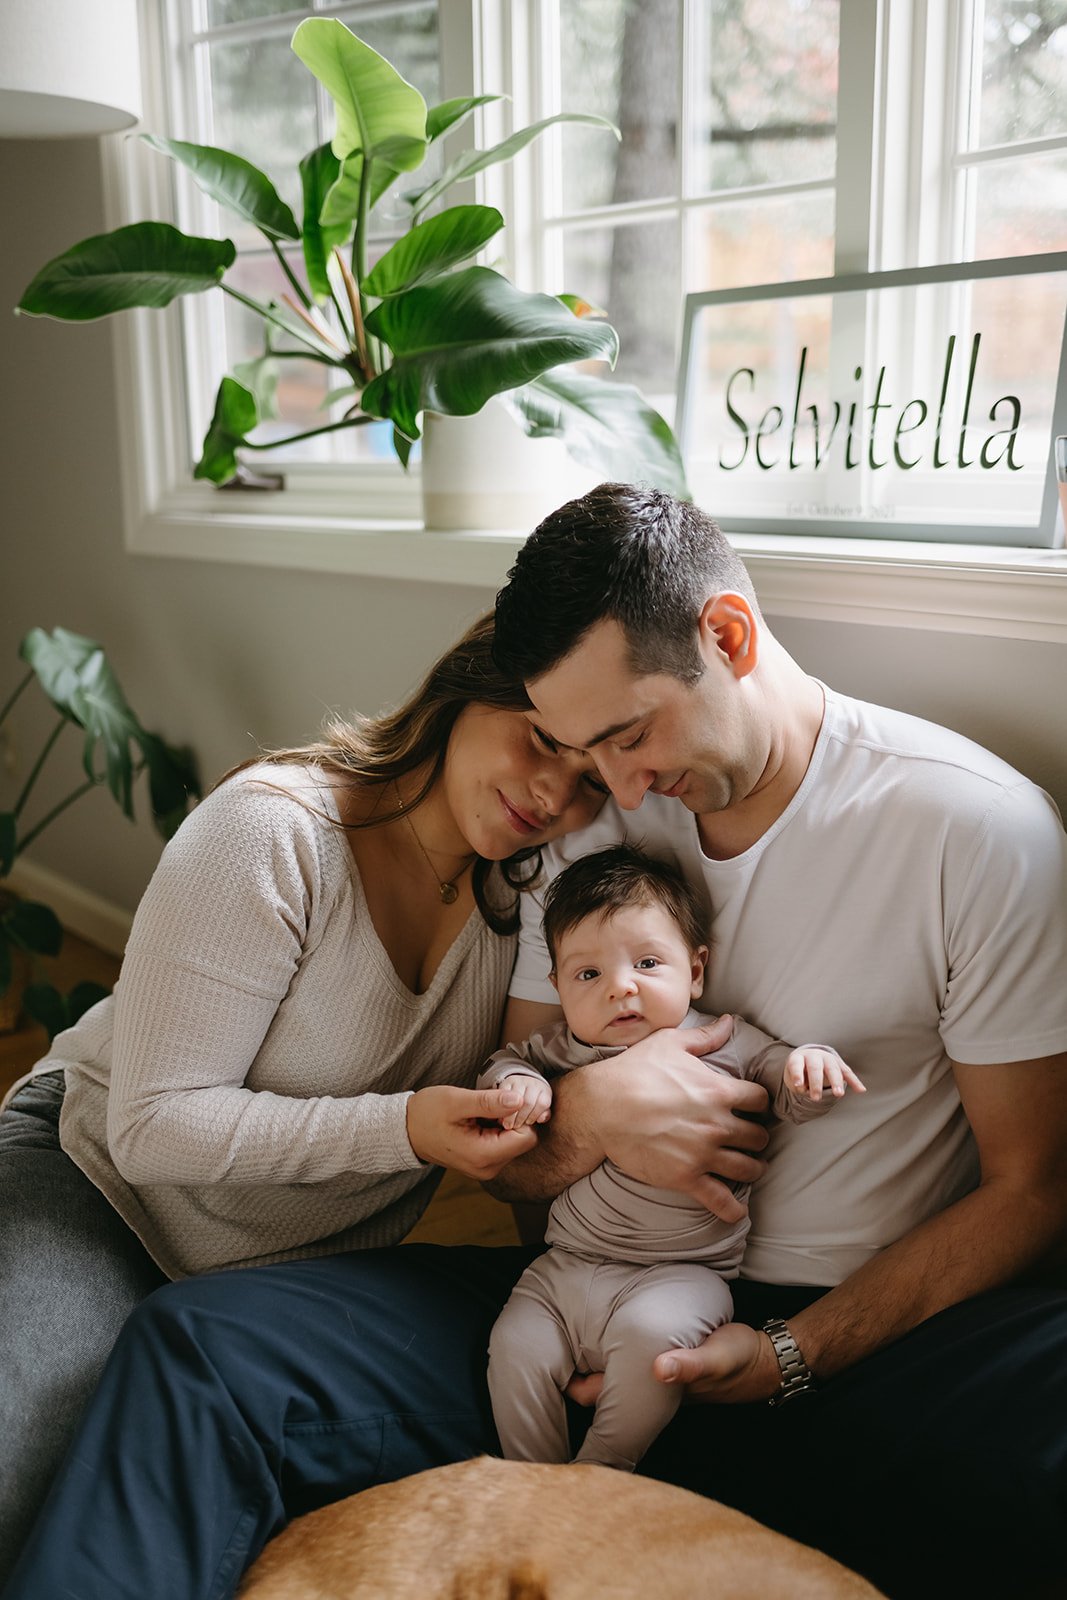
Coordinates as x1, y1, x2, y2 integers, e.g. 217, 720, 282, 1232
35, 764, 517, 1280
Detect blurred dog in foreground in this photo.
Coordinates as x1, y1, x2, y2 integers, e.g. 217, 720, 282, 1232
239, 1456, 883, 1599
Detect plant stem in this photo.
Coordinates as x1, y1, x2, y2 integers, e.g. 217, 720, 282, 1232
13, 716, 66, 818
243, 416, 376, 451
0, 668, 33, 730
333, 247, 370, 378
263, 349, 338, 365
353, 157, 382, 374
270, 239, 312, 311
326, 274, 354, 347
16, 777, 99, 855
220, 284, 338, 361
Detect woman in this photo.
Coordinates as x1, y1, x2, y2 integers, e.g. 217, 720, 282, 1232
0, 613, 607, 1585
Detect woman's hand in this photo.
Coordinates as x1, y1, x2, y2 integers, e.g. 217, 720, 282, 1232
406, 1085, 538, 1180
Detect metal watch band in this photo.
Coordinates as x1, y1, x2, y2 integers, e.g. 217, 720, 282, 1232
762, 1317, 817, 1407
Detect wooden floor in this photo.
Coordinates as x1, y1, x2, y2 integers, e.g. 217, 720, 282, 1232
1, 932, 517, 1248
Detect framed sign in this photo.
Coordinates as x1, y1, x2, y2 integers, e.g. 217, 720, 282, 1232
677, 253, 1067, 547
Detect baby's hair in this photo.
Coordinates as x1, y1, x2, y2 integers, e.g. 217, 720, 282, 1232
542, 844, 707, 970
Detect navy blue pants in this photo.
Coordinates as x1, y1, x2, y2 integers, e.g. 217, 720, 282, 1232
4, 1245, 1065, 1600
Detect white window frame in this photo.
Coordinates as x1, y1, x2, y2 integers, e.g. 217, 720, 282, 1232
102, 0, 1067, 643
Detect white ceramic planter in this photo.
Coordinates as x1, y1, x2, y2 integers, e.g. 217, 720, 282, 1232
420, 400, 599, 531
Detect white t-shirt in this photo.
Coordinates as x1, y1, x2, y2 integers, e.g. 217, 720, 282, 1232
510, 686, 1067, 1287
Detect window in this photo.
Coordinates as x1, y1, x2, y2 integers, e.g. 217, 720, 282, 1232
107, 1, 1067, 590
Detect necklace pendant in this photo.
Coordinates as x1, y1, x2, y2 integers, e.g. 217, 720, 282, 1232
439, 882, 459, 905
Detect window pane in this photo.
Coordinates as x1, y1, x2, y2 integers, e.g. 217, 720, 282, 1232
346, 5, 440, 103
205, 32, 318, 246
559, 0, 681, 213
977, 1, 1067, 145
969, 151, 1067, 257
686, 191, 835, 293
695, 0, 839, 193
352, 4, 441, 238
220, 248, 393, 464
205, 1, 303, 25
562, 219, 682, 398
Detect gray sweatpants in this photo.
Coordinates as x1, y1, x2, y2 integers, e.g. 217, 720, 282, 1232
0, 1071, 166, 1584
487, 1247, 733, 1471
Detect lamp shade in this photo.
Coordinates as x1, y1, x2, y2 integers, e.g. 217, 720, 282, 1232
0, 0, 142, 138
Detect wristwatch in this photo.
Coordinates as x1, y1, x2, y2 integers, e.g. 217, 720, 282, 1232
761, 1317, 817, 1407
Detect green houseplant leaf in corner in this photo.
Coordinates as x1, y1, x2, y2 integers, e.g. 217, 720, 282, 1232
0, 628, 200, 1040
16, 18, 688, 500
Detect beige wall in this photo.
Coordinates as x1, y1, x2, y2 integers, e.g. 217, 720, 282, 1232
3, 136, 1065, 921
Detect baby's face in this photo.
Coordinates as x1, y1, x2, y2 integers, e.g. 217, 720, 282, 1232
551, 902, 707, 1048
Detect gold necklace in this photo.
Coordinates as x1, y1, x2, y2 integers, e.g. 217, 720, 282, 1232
394, 784, 474, 905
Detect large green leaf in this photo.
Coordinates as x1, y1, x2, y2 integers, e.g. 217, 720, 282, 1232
319, 134, 427, 229
66, 650, 142, 816
362, 266, 618, 441
2, 898, 63, 957
509, 370, 690, 499
0, 812, 17, 876
16, 224, 236, 322
142, 135, 299, 242
425, 94, 504, 142
412, 113, 619, 217
21, 983, 66, 1040
195, 376, 260, 485
392, 427, 414, 468
23, 980, 111, 1041
18, 628, 199, 839
137, 732, 200, 841
291, 19, 427, 168
299, 142, 350, 301
363, 206, 503, 297
234, 352, 280, 421
20, 628, 98, 716
319, 381, 363, 411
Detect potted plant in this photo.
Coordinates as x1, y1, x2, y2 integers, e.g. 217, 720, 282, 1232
0, 628, 199, 1040
16, 18, 689, 516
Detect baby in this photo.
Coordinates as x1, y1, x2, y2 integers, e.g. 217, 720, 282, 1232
479, 844, 864, 1472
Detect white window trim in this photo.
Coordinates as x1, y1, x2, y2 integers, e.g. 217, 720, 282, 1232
101, 0, 1067, 646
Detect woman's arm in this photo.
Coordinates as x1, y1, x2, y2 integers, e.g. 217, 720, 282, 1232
105, 775, 531, 1188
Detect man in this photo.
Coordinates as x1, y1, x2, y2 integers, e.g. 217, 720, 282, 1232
5, 487, 1065, 1600
488, 481, 1067, 1595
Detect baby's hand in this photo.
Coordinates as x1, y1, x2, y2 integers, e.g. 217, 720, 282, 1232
499, 1075, 553, 1130
785, 1046, 866, 1102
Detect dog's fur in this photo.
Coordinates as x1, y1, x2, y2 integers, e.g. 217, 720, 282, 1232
239, 1456, 883, 1599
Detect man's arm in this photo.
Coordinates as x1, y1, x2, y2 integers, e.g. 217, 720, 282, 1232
484, 999, 770, 1223
652, 1051, 1067, 1401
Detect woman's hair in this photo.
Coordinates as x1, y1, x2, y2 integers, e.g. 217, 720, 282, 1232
223, 612, 536, 935
542, 844, 707, 969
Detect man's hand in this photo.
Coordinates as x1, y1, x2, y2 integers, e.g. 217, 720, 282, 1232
596, 1017, 770, 1223
565, 1321, 782, 1411
498, 1074, 553, 1130
406, 1086, 538, 1179
652, 1321, 782, 1404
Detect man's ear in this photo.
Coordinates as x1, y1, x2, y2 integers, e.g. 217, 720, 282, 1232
690, 945, 709, 998
698, 592, 759, 679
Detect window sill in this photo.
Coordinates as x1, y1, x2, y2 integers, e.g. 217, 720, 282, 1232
127, 485, 1067, 644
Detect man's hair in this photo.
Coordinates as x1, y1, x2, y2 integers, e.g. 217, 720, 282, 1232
493, 482, 758, 686
542, 844, 707, 971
